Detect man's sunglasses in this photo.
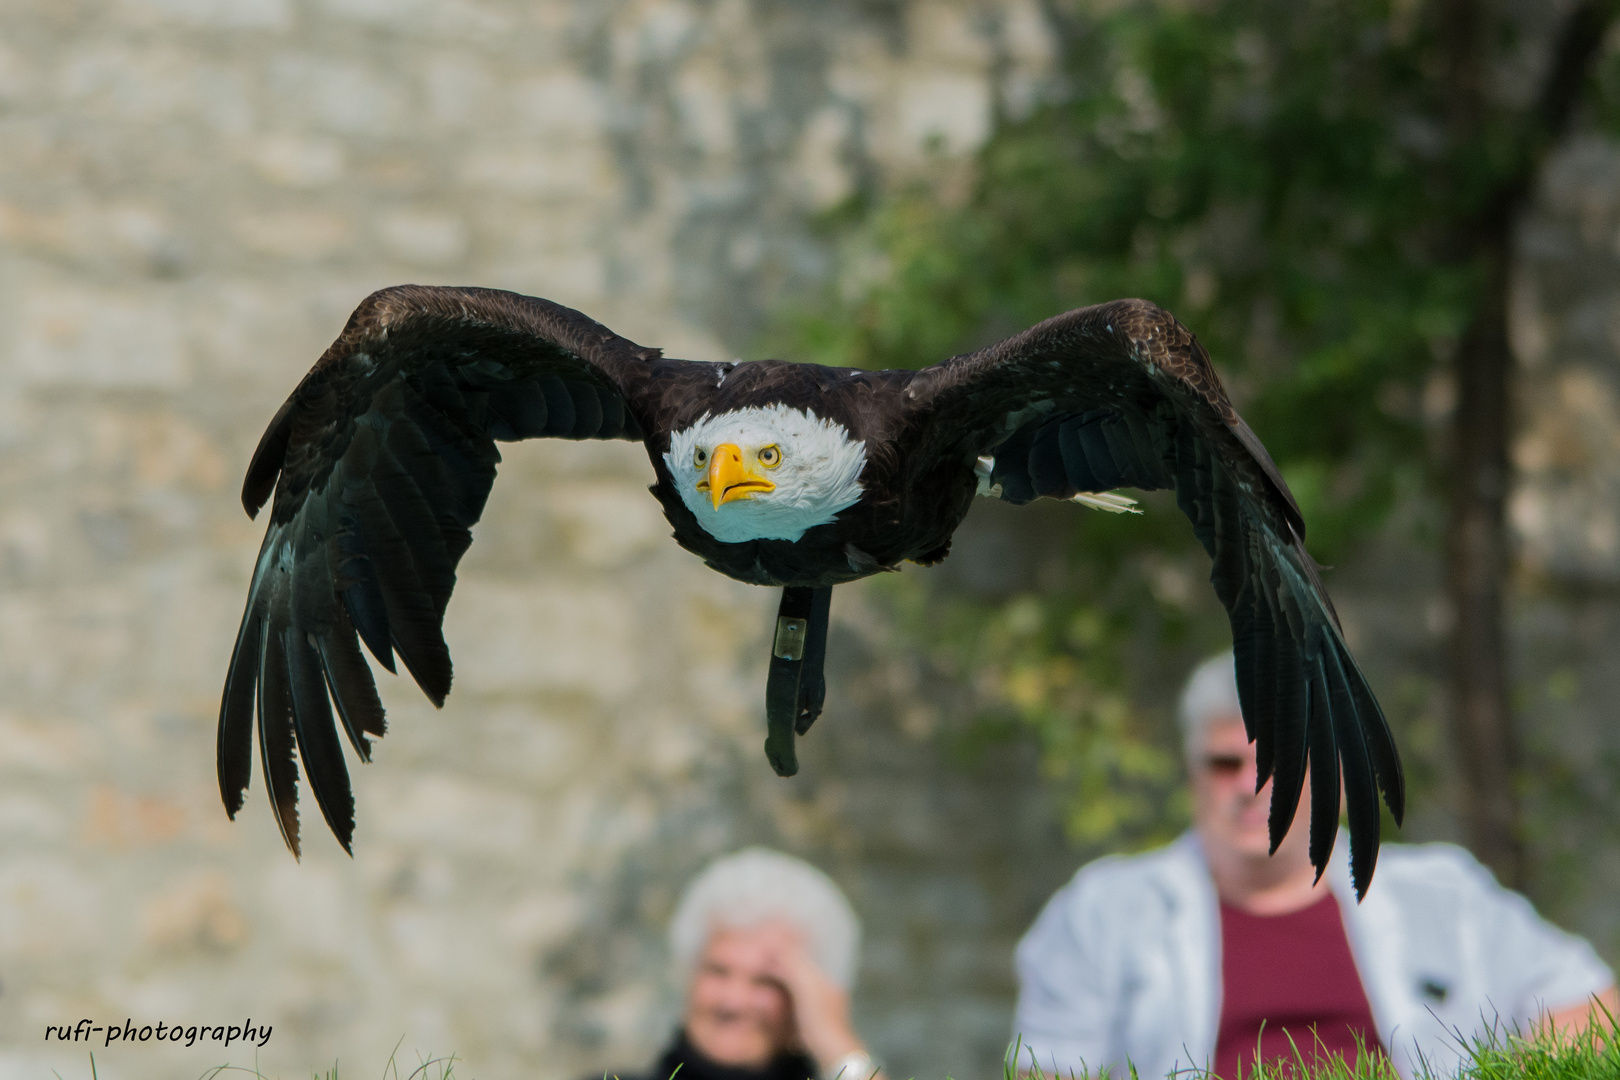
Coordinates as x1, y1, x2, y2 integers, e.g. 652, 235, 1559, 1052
1202, 754, 1247, 777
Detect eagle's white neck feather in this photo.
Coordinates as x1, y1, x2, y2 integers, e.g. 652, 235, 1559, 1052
664, 404, 867, 543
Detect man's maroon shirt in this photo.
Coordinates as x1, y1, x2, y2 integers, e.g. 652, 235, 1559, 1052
1213, 891, 1381, 1079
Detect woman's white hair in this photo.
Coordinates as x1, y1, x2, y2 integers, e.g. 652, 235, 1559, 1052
669, 847, 860, 992
1177, 649, 1244, 760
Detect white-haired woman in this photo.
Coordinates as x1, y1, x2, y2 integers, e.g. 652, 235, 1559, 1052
637, 848, 881, 1080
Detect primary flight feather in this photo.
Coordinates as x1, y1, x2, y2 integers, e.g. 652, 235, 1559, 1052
219, 284, 1403, 894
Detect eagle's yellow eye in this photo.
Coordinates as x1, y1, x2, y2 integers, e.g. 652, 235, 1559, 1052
758, 445, 782, 468
693, 447, 708, 469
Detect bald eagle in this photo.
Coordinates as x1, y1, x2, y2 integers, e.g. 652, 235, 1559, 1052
220, 285, 1403, 893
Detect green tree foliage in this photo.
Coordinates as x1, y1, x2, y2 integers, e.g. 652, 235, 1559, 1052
774, 0, 1614, 852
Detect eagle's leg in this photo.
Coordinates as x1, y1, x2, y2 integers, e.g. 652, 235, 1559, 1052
763, 585, 832, 776
795, 585, 832, 736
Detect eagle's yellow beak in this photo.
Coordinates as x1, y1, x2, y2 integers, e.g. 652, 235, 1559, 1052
695, 443, 776, 510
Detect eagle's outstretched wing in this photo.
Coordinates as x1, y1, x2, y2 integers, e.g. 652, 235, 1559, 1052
905, 299, 1403, 895
220, 285, 670, 856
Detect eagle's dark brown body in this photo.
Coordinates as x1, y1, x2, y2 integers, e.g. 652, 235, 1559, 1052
221, 284, 1404, 896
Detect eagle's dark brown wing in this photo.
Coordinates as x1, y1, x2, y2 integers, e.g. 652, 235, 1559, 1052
220, 285, 672, 856
906, 299, 1403, 896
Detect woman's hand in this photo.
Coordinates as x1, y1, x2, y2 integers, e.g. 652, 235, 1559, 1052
755, 922, 873, 1074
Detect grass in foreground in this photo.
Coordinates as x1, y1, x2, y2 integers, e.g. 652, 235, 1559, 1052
1003, 1012, 1620, 1080
55, 1044, 463, 1080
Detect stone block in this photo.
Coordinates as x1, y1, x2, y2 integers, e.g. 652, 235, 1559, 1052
896, 72, 991, 157
246, 134, 347, 188
0, 857, 103, 960
460, 143, 617, 200
443, 577, 639, 699
0, 793, 66, 844
366, 774, 541, 856
7, 284, 188, 390
139, 870, 249, 954
81, 787, 189, 849
513, 73, 610, 139
118, 0, 293, 30
316, 0, 518, 42
375, 209, 471, 266
233, 209, 355, 259
266, 54, 409, 137
791, 106, 855, 210
423, 53, 502, 127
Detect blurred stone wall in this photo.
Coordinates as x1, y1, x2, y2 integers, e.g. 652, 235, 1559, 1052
0, 2, 1066, 1079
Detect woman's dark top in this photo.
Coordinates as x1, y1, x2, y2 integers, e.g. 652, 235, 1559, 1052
608, 1029, 818, 1080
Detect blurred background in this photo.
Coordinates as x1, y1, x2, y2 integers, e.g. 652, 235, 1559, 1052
0, 0, 1617, 1078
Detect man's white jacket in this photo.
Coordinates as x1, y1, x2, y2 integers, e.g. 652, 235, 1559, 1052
1013, 832, 1613, 1079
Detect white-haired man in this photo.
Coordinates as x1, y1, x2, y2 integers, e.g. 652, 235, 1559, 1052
628, 848, 882, 1080
1013, 651, 1618, 1079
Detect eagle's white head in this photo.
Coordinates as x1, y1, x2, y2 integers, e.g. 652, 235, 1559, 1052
664, 404, 867, 543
